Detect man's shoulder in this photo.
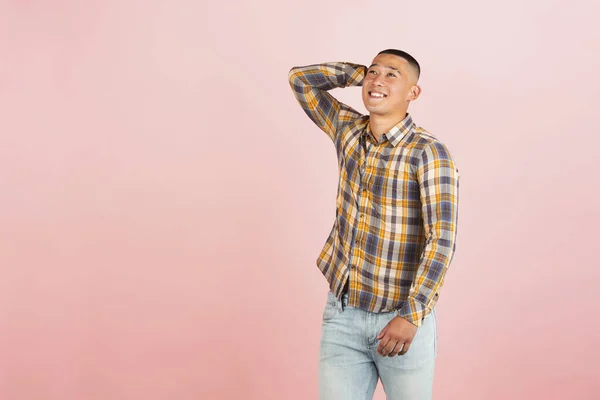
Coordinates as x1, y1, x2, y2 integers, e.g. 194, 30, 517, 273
410, 126, 447, 151
410, 126, 440, 146
406, 126, 456, 162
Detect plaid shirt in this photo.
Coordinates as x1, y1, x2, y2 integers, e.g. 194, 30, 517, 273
288, 62, 460, 326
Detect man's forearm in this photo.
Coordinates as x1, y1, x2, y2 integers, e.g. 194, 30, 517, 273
397, 222, 458, 326
288, 62, 366, 91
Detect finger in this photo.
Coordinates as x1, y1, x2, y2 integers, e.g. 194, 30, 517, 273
398, 341, 411, 355
376, 325, 388, 340
388, 342, 404, 357
379, 339, 396, 357
382, 340, 398, 357
377, 336, 391, 355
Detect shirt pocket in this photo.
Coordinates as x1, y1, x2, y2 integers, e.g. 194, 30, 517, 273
369, 169, 419, 234
370, 179, 404, 232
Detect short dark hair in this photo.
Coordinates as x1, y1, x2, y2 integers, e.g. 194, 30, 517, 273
377, 49, 421, 80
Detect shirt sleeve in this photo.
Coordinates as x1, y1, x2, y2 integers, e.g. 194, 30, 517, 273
288, 62, 366, 142
397, 140, 460, 327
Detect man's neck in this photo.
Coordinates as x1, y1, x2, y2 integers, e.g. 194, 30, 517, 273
368, 112, 408, 140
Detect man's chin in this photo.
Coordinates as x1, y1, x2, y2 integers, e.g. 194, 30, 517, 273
363, 103, 383, 113
364, 105, 387, 116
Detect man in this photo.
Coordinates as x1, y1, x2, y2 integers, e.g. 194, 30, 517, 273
288, 49, 460, 400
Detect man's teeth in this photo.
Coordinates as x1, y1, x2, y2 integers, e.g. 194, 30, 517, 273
371, 92, 385, 98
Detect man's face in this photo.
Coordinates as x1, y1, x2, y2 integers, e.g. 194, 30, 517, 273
361, 53, 420, 118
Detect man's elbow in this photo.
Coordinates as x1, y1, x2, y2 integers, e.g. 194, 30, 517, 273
288, 66, 305, 87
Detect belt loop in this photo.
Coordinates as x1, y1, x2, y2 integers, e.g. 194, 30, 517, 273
340, 291, 348, 312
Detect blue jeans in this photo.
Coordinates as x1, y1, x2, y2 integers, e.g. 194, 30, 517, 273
318, 291, 437, 400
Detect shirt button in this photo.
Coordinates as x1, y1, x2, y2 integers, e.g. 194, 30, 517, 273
360, 214, 365, 219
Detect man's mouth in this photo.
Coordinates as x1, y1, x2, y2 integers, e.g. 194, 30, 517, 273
368, 91, 387, 98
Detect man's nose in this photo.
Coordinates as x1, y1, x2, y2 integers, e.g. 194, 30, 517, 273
373, 75, 384, 85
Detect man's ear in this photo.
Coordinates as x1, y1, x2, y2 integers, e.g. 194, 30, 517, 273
408, 84, 422, 101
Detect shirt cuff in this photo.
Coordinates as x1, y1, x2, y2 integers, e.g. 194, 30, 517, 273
341, 62, 366, 87
396, 297, 431, 327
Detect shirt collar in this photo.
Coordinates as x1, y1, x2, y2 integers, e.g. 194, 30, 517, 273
364, 113, 415, 147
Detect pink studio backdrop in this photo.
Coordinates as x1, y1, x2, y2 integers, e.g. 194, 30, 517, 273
1, 1, 599, 399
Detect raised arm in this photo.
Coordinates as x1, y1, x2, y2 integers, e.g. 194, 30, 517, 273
398, 141, 460, 327
288, 62, 366, 141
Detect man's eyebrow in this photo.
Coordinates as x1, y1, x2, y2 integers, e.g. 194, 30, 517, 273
368, 63, 400, 71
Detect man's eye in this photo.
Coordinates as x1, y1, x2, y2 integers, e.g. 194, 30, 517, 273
387, 73, 396, 77
368, 70, 376, 74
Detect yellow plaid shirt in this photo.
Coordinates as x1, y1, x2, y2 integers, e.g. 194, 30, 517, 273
288, 62, 460, 326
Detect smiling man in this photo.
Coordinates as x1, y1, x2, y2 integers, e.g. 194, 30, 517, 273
288, 49, 460, 400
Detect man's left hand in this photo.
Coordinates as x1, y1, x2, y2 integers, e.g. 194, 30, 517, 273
376, 316, 418, 357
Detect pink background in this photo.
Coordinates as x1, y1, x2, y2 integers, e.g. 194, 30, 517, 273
1, 1, 599, 399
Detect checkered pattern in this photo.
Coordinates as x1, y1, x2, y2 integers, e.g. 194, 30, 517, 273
288, 62, 460, 326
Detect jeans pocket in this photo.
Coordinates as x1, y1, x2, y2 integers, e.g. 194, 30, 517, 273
322, 292, 339, 321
